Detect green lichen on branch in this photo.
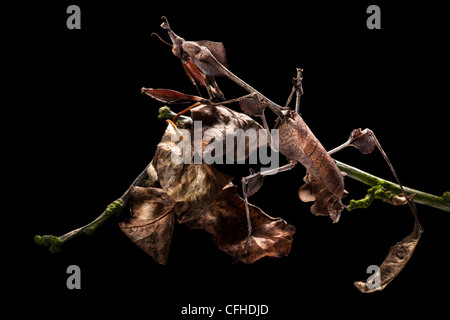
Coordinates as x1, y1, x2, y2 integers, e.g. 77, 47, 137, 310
336, 160, 449, 212
84, 199, 125, 235
347, 185, 409, 211
34, 163, 150, 253
34, 235, 63, 254
347, 189, 375, 211
441, 191, 450, 206
34, 198, 126, 253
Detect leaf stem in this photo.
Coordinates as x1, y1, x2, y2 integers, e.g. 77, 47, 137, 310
335, 160, 449, 212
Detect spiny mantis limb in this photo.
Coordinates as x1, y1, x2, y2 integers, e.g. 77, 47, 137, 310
284, 68, 304, 114
34, 162, 152, 253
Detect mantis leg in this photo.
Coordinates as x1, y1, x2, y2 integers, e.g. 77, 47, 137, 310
328, 128, 422, 230
173, 102, 202, 123
237, 159, 297, 262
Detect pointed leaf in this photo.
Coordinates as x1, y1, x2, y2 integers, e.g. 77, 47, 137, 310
141, 88, 208, 104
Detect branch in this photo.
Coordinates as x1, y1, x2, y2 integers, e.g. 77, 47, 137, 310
336, 160, 450, 212
157, 107, 449, 212
34, 163, 151, 253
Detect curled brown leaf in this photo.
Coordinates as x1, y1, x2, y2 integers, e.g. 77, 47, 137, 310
153, 121, 233, 223
354, 222, 421, 293
186, 183, 295, 263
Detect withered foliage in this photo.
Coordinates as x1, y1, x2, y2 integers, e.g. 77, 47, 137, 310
190, 104, 268, 162
121, 120, 294, 265
119, 186, 175, 265
342, 128, 424, 293
354, 221, 422, 293
152, 122, 233, 223
186, 183, 295, 264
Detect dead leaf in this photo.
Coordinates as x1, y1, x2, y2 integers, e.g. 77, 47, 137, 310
190, 104, 268, 162
186, 183, 295, 263
278, 111, 346, 222
119, 186, 175, 265
153, 121, 233, 223
354, 222, 422, 293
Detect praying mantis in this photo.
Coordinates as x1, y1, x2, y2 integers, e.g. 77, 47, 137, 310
153, 17, 422, 291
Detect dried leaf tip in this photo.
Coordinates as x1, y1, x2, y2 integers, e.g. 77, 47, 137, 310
354, 222, 421, 293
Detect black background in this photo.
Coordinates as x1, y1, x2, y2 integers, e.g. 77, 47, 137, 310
12, 0, 449, 318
